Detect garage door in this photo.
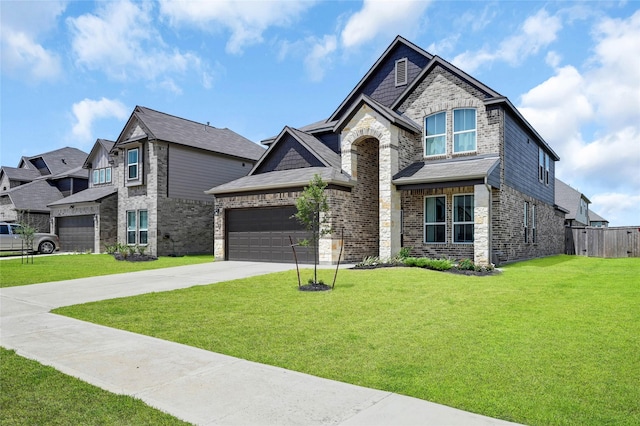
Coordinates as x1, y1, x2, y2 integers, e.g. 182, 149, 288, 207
57, 215, 94, 253
226, 207, 317, 263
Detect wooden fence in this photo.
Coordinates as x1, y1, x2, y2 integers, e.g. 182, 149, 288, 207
565, 226, 640, 258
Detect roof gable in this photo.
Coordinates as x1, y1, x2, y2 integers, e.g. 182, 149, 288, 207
333, 94, 421, 134
329, 35, 432, 122
555, 178, 591, 219
251, 127, 341, 175
84, 139, 115, 168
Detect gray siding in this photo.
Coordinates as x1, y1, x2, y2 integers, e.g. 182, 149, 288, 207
360, 44, 431, 108
254, 134, 323, 174
168, 145, 252, 202
503, 111, 555, 204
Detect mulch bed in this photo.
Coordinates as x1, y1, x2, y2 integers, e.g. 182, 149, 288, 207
112, 253, 158, 262
299, 282, 332, 291
351, 263, 500, 276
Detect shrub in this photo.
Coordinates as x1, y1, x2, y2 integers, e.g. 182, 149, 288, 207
424, 258, 453, 271
457, 258, 475, 271
403, 257, 418, 267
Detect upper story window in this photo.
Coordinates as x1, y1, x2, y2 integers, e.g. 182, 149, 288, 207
424, 112, 446, 156
395, 58, 408, 86
453, 194, 474, 243
539, 147, 550, 185
453, 109, 476, 153
127, 148, 139, 180
524, 202, 529, 244
92, 167, 112, 185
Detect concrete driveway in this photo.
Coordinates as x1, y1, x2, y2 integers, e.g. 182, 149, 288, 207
1, 260, 520, 426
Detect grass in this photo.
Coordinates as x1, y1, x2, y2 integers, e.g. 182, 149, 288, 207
0, 254, 213, 287
0, 347, 189, 425
54, 255, 640, 426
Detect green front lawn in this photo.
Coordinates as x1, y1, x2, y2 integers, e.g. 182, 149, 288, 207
0, 254, 213, 287
55, 255, 640, 426
0, 348, 188, 425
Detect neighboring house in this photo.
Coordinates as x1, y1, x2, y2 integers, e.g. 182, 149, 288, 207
589, 211, 609, 228
48, 139, 119, 252
108, 106, 264, 256
208, 36, 566, 266
0, 147, 88, 231
555, 178, 591, 227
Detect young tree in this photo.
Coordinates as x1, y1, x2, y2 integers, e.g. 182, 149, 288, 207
294, 174, 331, 284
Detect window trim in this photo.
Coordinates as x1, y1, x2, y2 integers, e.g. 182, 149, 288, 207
424, 195, 446, 244
544, 153, 550, 185
453, 108, 477, 153
424, 111, 447, 157
524, 202, 529, 244
453, 194, 474, 244
538, 147, 544, 182
126, 209, 149, 246
532, 204, 537, 244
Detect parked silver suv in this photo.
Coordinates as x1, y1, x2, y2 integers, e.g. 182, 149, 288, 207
0, 222, 60, 254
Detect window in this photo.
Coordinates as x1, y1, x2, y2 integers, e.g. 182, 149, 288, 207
395, 58, 407, 86
524, 202, 529, 243
127, 148, 139, 180
93, 167, 112, 185
424, 112, 446, 156
138, 210, 148, 245
424, 196, 446, 243
544, 153, 550, 185
453, 194, 474, 243
538, 147, 544, 182
127, 210, 148, 245
127, 211, 136, 244
532, 204, 537, 244
453, 109, 476, 153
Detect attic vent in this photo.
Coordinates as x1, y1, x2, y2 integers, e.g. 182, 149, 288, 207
395, 58, 408, 86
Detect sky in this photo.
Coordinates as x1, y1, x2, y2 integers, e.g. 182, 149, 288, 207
1, 0, 639, 226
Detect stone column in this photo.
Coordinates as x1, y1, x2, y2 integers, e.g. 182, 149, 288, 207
379, 128, 401, 260
474, 184, 491, 265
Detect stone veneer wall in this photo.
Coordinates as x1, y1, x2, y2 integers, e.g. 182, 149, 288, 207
491, 184, 564, 264
401, 186, 475, 260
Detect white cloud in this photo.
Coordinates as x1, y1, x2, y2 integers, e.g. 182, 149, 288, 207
0, 0, 66, 82
341, 0, 431, 49
518, 10, 640, 226
590, 192, 640, 226
71, 98, 129, 143
68, 0, 213, 89
158, 0, 314, 54
304, 35, 338, 82
453, 9, 562, 73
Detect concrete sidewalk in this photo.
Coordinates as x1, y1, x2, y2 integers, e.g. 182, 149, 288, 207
1, 261, 520, 426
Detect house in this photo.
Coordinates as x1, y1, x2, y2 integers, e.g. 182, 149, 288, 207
588, 211, 609, 228
104, 106, 264, 256
555, 178, 591, 227
0, 147, 89, 231
207, 36, 566, 266
48, 139, 118, 252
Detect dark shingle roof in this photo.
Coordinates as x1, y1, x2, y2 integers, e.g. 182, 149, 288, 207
1, 166, 42, 182
589, 211, 608, 223
393, 155, 500, 185
2, 180, 63, 212
207, 167, 353, 195
118, 106, 265, 161
333, 94, 421, 134
284, 127, 342, 170
48, 186, 116, 206
20, 147, 89, 176
555, 178, 590, 220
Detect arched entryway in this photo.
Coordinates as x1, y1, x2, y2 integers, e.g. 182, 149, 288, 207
351, 137, 380, 259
